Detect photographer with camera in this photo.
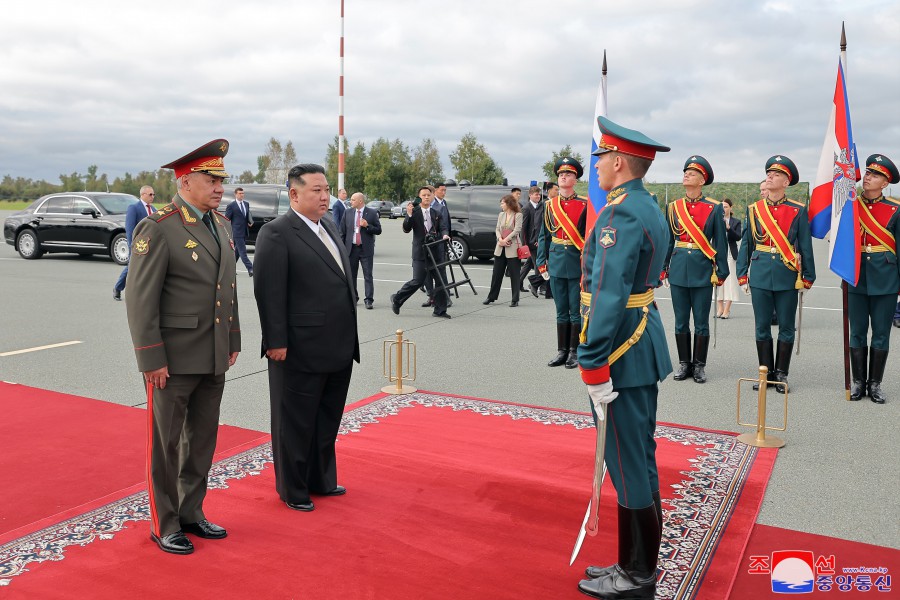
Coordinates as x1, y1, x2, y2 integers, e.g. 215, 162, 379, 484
390, 186, 452, 318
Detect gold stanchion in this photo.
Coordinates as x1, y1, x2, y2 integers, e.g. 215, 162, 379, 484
736, 365, 787, 448
382, 329, 417, 394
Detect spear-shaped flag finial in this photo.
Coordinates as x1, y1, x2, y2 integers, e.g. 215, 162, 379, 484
840, 21, 846, 51
602, 50, 607, 76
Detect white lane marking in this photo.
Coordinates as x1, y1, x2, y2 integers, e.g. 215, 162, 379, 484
0, 341, 83, 357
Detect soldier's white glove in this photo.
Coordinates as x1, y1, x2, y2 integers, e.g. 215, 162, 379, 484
541, 270, 550, 281
662, 278, 670, 289
588, 381, 618, 419
741, 283, 750, 295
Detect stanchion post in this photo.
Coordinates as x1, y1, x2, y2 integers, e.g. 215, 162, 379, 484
382, 329, 417, 395
736, 365, 787, 448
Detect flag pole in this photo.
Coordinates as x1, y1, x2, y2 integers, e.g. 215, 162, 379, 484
839, 21, 851, 401
337, 0, 346, 193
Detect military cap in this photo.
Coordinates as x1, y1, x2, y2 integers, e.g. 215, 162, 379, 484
591, 116, 670, 161
865, 154, 899, 184
765, 155, 799, 186
555, 157, 584, 179
162, 139, 230, 178
683, 155, 714, 185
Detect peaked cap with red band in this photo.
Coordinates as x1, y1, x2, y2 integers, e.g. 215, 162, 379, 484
865, 153, 899, 184
554, 156, 584, 179
765, 155, 799, 187
591, 116, 670, 161
162, 139, 230, 178
683, 155, 715, 185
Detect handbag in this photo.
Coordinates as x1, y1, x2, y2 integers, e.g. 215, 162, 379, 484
517, 244, 531, 260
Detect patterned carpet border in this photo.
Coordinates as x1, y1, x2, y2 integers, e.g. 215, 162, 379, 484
1, 392, 761, 600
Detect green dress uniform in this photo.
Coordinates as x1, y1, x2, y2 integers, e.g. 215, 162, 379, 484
848, 154, 900, 404
536, 157, 587, 369
577, 117, 671, 600
736, 155, 815, 394
663, 156, 729, 384
125, 141, 240, 550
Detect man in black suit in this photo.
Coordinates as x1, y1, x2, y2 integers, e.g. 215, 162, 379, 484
424, 182, 453, 308
339, 192, 382, 309
253, 164, 360, 512
224, 187, 253, 276
519, 185, 545, 295
391, 185, 451, 318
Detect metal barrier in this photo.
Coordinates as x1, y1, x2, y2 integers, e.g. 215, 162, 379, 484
736, 365, 788, 448
382, 329, 417, 394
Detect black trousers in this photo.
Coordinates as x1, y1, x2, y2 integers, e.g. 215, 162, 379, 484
233, 236, 253, 272
395, 259, 448, 315
487, 254, 521, 302
268, 360, 353, 504
348, 245, 374, 302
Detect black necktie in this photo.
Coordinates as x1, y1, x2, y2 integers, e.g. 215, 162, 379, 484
202, 212, 217, 241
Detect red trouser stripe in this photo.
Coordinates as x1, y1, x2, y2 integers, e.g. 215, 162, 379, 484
145, 381, 160, 536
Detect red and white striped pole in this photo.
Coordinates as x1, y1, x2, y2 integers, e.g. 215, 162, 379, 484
337, 0, 345, 193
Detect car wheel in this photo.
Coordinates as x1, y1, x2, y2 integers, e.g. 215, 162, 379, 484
448, 237, 469, 263
16, 229, 43, 260
110, 233, 129, 265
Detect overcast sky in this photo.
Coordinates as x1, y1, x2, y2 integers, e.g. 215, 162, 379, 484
1, 1, 898, 188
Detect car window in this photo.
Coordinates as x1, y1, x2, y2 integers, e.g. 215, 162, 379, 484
93, 194, 137, 214
72, 198, 96, 214
42, 196, 73, 213
277, 189, 291, 215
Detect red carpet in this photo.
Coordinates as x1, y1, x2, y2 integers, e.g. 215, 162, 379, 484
0, 387, 777, 598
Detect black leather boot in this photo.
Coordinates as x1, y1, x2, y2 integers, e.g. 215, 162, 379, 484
774, 341, 793, 394
578, 504, 659, 599
752, 340, 775, 391
692, 334, 710, 383
548, 323, 570, 367
849, 347, 867, 401
585, 491, 664, 580
867, 347, 888, 404
565, 325, 580, 369
672, 333, 692, 381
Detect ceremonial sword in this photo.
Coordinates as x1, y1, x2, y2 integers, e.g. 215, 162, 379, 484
712, 283, 717, 348
569, 404, 608, 566
796, 254, 803, 356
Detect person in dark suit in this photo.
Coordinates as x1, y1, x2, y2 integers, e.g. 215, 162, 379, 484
424, 182, 452, 308
113, 185, 156, 300
126, 140, 240, 555
224, 187, 253, 276
253, 164, 360, 512
339, 192, 382, 309
390, 185, 451, 318
332, 188, 347, 227
519, 185, 545, 295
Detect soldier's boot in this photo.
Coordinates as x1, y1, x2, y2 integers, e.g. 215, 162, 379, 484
752, 340, 775, 391
672, 333, 693, 381
584, 491, 664, 581
565, 325, 580, 369
773, 341, 793, 394
867, 348, 888, 404
548, 323, 570, 367
578, 504, 659, 600
849, 347, 867, 401
692, 334, 710, 384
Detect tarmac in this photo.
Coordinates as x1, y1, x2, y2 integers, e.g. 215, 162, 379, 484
0, 210, 897, 549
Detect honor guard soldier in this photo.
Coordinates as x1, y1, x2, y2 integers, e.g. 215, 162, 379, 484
662, 156, 729, 384
577, 116, 672, 600
536, 157, 587, 369
736, 155, 815, 394
126, 140, 241, 554
848, 154, 900, 403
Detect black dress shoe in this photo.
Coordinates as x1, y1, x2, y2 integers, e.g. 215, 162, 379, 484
365, 301, 373, 310
150, 531, 194, 555
509, 301, 518, 307
248, 271, 253, 278
113, 289, 122, 301
286, 500, 315, 512
421, 299, 434, 307
320, 485, 346, 496
894, 317, 900, 329
482, 298, 494, 305
181, 519, 227, 539
433, 312, 451, 319
390, 294, 400, 315
529, 283, 539, 298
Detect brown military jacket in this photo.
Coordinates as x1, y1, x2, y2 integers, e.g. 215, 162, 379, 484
125, 194, 241, 375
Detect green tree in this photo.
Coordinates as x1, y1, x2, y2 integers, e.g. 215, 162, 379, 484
345, 141, 367, 195
407, 138, 444, 197
389, 139, 411, 200
255, 155, 270, 184
449, 133, 505, 185
237, 170, 255, 184
325, 135, 350, 189
364, 138, 395, 201
542, 145, 585, 180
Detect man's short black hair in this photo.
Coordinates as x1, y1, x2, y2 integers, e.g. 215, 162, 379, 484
287, 164, 326, 188
511, 187, 522, 193
235, 187, 244, 193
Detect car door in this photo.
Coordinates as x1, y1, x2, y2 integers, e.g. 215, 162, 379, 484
33, 196, 74, 245
65, 196, 108, 248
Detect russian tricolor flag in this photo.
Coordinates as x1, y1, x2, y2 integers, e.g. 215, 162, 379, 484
809, 59, 860, 285
586, 56, 608, 237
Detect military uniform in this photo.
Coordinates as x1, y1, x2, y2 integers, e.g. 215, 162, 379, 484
663, 156, 729, 384
577, 117, 671, 600
536, 157, 587, 369
848, 154, 900, 404
126, 140, 240, 554
736, 155, 815, 394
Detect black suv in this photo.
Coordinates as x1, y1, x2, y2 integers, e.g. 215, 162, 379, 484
441, 184, 527, 262
4, 192, 137, 264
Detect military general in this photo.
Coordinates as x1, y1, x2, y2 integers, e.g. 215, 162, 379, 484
577, 116, 672, 600
536, 157, 587, 369
126, 139, 241, 555
736, 155, 815, 394
848, 154, 900, 404
662, 156, 729, 384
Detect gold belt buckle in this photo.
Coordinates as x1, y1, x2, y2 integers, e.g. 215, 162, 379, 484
770, 247, 777, 254
866, 244, 872, 253
687, 242, 694, 249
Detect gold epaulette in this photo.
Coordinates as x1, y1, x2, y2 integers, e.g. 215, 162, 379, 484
883, 196, 900, 206
152, 204, 178, 221
705, 197, 721, 205
786, 198, 805, 208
